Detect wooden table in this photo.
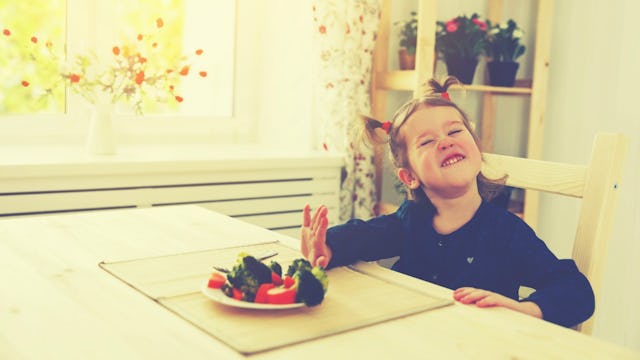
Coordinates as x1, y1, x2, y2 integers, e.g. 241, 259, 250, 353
1, 205, 637, 359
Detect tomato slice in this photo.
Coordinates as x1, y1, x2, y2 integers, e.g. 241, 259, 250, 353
267, 286, 297, 304
282, 275, 295, 288
271, 272, 283, 286
207, 272, 226, 289
254, 283, 275, 303
232, 287, 243, 300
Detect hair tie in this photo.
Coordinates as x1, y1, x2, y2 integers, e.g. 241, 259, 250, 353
441, 92, 451, 101
381, 121, 392, 134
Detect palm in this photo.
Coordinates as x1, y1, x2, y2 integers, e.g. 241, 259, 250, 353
301, 204, 331, 268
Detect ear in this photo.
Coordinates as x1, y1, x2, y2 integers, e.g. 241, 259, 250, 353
397, 168, 420, 190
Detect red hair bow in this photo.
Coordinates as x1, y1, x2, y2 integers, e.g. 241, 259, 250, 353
381, 121, 392, 134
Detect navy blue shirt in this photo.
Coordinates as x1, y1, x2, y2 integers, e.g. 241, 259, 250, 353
326, 200, 595, 328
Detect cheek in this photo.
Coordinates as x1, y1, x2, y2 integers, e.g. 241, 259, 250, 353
467, 144, 483, 169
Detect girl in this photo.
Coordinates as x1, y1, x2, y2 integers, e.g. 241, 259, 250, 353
301, 77, 594, 328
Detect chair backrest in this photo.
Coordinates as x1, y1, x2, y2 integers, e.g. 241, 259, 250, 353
481, 133, 629, 334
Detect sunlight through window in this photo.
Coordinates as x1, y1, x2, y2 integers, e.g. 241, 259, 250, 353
0, 0, 234, 118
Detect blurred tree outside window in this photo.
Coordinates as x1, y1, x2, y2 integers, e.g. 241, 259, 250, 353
0, 0, 66, 114
0, 0, 234, 117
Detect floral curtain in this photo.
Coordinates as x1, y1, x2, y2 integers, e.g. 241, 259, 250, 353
312, 0, 380, 222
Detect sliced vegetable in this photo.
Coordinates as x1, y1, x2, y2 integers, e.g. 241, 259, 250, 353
232, 287, 243, 300
207, 272, 226, 289
271, 272, 283, 286
254, 283, 275, 303
282, 275, 295, 288
267, 286, 297, 304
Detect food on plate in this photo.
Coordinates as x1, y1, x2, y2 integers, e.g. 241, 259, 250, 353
207, 272, 226, 289
206, 252, 328, 307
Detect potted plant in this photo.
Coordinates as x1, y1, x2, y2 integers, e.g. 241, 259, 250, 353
485, 19, 526, 87
395, 11, 417, 70
435, 13, 488, 84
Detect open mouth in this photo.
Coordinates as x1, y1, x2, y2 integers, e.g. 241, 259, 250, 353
441, 154, 465, 167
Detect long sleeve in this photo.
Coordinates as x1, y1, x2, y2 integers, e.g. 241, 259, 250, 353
325, 202, 409, 268
506, 217, 595, 328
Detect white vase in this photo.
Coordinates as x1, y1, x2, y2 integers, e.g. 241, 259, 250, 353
86, 102, 116, 155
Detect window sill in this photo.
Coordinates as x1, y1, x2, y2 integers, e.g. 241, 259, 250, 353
0, 144, 344, 179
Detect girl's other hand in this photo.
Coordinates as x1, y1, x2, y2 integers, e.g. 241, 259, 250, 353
301, 204, 332, 268
453, 287, 542, 319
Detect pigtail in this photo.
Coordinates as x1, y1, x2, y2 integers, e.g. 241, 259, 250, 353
360, 114, 391, 146
423, 76, 461, 100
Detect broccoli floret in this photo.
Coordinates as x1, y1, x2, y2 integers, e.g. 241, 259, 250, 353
270, 260, 282, 277
243, 256, 272, 284
311, 266, 328, 292
226, 265, 259, 301
296, 269, 325, 306
286, 258, 312, 277
225, 254, 272, 301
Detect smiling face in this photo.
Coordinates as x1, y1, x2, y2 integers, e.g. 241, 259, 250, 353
396, 104, 482, 201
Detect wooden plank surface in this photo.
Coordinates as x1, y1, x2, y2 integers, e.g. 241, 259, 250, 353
0, 205, 638, 359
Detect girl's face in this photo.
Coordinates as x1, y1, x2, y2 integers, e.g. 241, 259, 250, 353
397, 105, 482, 200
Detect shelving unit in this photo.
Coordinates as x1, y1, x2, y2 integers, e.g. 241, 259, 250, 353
371, 0, 553, 228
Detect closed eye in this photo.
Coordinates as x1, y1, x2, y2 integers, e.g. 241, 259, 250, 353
419, 139, 433, 147
448, 129, 463, 136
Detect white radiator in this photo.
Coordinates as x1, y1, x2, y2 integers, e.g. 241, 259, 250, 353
0, 149, 343, 238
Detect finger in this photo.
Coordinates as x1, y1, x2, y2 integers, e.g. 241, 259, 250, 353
310, 205, 323, 230
458, 290, 489, 304
313, 215, 328, 247
302, 204, 311, 227
476, 293, 514, 308
312, 207, 327, 236
316, 255, 328, 269
452, 287, 475, 300
475, 296, 499, 308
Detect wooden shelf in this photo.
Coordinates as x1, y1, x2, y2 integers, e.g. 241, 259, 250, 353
371, 0, 553, 229
376, 70, 533, 95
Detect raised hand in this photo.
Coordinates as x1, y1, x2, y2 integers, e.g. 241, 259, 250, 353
453, 287, 542, 319
301, 204, 332, 268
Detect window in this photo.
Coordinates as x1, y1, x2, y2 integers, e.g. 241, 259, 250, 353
0, 0, 66, 114
0, 0, 240, 145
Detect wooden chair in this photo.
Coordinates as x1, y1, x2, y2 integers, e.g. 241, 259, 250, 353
481, 133, 628, 334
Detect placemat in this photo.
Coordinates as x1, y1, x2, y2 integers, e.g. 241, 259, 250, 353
100, 242, 452, 354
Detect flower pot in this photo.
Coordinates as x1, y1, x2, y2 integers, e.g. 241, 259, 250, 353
398, 48, 415, 70
487, 61, 519, 87
445, 57, 478, 84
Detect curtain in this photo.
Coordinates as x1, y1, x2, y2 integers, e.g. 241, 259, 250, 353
312, 0, 380, 222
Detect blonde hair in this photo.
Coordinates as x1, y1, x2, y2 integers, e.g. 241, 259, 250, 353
362, 76, 504, 203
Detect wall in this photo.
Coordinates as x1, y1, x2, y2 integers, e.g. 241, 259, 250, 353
252, 1, 314, 151
539, 0, 640, 350
382, 0, 639, 350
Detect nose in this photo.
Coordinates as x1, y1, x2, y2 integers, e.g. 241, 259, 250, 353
438, 138, 454, 151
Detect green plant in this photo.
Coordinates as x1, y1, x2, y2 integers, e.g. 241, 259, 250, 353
486, 19, 526, 62
435, 13, 488, 61
395, 11, 418, 55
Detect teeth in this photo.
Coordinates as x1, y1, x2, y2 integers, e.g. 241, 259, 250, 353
441, 155, 465, 167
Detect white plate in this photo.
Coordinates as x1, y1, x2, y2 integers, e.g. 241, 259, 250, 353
200, 281, 305, 310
